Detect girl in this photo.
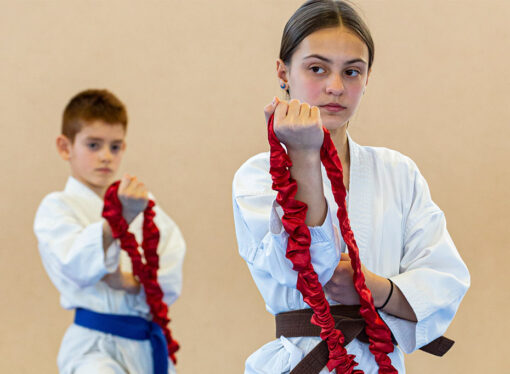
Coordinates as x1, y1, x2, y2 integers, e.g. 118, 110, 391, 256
232, 1, 470, 373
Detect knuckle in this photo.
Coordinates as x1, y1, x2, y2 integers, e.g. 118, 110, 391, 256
289, 99, 300, 107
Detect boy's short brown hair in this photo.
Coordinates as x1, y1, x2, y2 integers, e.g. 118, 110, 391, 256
62, 89, 128, 142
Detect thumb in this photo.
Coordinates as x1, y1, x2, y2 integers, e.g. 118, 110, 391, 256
264, 96, 280, 124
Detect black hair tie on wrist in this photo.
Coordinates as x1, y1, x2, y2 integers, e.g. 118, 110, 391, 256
378, 279, 394, 310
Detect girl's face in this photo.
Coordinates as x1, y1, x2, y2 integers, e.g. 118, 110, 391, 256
278, 26, 370, 131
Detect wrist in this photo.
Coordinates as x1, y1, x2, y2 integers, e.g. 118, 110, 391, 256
102, 220, 114, 253
377, 279, 394, 310
287, 147, 321, 164
287, 148, 322, 182
122, 210, 139, 224
367, 272, 392, 308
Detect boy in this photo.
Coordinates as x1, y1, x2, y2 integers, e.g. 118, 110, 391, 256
34, 89, 185, 374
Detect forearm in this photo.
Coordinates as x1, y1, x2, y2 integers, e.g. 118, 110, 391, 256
288, 148, 327, 226
102, 220, 115, 254
366, 272, 417, 322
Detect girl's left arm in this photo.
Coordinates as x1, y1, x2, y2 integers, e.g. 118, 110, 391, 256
380, 162, 470, 353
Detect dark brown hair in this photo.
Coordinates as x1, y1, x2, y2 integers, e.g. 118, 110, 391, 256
62, 89, 128, 142
280, 0, 374, 68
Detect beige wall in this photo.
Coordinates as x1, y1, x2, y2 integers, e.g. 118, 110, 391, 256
1, 0, 508, 372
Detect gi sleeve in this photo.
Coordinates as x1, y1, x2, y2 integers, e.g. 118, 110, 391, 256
379, 161, 470, 354
233, 155, 341, 288
151, 202, 186, 307
34, 193, 120, 290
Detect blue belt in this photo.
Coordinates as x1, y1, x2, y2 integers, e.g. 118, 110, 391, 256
74, 308, 168, 374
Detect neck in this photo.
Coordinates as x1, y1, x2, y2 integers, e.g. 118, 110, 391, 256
95, 187, 107, 198
329, 125, 350, 169
88, 184, 107, 198
72, 175, 107, 198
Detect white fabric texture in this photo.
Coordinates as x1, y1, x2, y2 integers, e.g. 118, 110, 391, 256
233, 135, 470, 374
34, 177, 186, 374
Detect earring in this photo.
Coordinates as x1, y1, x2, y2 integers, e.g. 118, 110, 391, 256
280, 81, 287, 90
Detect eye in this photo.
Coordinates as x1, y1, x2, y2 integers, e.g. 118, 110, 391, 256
111, 143, 122, 153
310, 66, 325, 74
345, 69, 361, 77
87, 142, 99, 150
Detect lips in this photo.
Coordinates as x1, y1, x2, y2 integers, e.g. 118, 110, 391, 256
320, 103, 346, 113
96, 168, 112, 173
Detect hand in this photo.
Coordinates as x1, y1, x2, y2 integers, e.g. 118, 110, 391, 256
264, 97, 324, 153
325, 253, 392, 308
324, 253, 361, 305
264, 97, 327, 226
102, 264, 141, 294
118, 174, 149, 224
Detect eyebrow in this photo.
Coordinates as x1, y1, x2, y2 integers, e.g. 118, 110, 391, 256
84, 137, 123, 143
303, 54, 367, 65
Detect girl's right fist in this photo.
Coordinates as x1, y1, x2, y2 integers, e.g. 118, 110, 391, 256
270, 98, 324, 152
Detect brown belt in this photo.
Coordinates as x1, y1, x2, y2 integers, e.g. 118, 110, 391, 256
275, 305, 454, 374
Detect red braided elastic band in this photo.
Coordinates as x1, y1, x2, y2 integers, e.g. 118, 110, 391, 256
268, 114, 396, 373
102, 181, 179, 364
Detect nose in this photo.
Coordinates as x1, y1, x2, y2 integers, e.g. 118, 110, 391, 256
325, 73, 344, 96
99, 147, 113, 163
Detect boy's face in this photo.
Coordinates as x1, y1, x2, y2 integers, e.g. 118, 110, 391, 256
57, 120, 126, 196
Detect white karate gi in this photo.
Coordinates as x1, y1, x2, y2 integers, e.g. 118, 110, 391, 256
233, 135, 470, 374
34, 177, 186, 374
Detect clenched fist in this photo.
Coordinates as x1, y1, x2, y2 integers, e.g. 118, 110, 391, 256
118, 174, 149, 224
265, 97, 324, 153
102, 263, 141, 294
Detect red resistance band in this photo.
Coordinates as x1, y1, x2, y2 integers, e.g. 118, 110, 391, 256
102, 182, 179, 364
268, 114, 397, 374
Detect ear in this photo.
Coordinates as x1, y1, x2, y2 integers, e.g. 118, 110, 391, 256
276, 59, 290, 83
56, 135, 72, 161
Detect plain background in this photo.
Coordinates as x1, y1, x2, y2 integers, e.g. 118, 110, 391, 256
1, 0, 508, 372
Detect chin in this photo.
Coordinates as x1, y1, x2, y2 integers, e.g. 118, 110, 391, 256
91, 177, 114, 189
322, 118, 349, 132
320, 111, 350, 130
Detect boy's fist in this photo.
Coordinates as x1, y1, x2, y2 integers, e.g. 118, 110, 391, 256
118, 174, 149, 224
102, 264, 141, 294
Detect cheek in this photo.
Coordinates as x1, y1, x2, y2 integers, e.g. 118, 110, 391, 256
288, 67, 319, 100
109, 152, 123, 168
76, 149, 96, 168
352, 85, 364, 97
304, 81, 323, 102
346, 82, 365, 104
292, 76, 323, 103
